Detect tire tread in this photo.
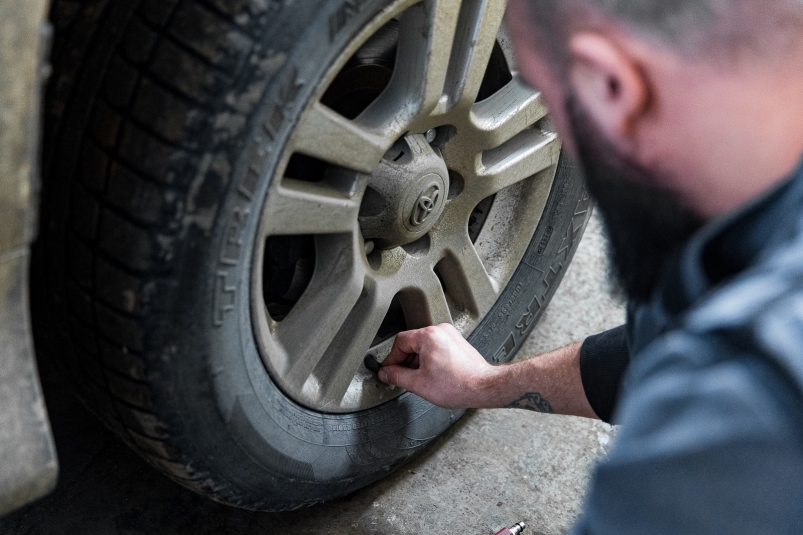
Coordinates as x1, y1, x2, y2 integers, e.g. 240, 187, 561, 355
42, 0, 250, 504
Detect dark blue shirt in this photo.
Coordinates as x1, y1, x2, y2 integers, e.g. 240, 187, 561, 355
573, 161, 803, 534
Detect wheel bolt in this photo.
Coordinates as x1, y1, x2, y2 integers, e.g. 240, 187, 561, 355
364, 240, 375, 255
425, 128, 437, 143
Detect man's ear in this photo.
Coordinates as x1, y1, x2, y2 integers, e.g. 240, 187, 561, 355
568, 33, 649, 146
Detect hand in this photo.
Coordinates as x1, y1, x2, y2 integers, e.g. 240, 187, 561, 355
378, 323, 495, 409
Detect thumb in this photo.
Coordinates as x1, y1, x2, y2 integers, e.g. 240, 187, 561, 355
378, 364, 417, 390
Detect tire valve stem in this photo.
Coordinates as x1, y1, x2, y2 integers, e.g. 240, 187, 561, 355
495, 522, 526, 535
364, 354, 381, 374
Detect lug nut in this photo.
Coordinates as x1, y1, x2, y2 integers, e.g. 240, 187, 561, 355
364, 240, 375, 255
425, 128, 437, 143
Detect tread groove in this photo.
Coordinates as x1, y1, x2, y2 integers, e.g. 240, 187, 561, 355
80, 0, 184, 474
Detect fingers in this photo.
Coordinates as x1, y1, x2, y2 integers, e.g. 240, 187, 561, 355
382, 329, 426, 366
378, 364, 418, 391
384, 324, 459, 365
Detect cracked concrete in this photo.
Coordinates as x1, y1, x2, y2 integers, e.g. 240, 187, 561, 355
0, 211, 625, 535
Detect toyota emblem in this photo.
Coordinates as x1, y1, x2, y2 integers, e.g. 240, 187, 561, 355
410, 185, 441, 227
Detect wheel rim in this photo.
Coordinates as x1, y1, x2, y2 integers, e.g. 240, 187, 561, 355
251, 0, 561, 413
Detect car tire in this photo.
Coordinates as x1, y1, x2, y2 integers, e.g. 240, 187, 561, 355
36, 0, 592, 510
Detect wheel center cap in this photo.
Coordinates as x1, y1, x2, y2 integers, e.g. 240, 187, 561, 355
401, 172, 447, 236
359, 134, 449, 249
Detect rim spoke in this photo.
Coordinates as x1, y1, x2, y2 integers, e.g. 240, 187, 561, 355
470, 130, 560, 201
260, 179, 360, 235
358, 0, 461, 135
399, 270, 453, 329
438, 234, 499, 318
292, 102, 391, 174
443, 0, 507, 108
470, 76, 549, 149
278, 233, 366, 389
305, 277, 392, 409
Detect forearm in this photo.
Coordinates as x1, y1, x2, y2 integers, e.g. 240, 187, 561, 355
476, 343, 599, 419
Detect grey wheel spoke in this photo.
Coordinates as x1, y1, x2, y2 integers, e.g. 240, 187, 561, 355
442, 0, 507, 108
260, 179, 361, 235
358, 0, 461, 135
304, 277, 392, 409
278, 234, 366, 390
438, 234, 499, 318
470, 130, 560, 201
399, 270, 453, 329
470, 76, 549, 149
292, 102, 392, 174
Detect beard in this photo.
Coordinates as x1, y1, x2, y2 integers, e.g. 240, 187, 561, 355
565, 95, 704, 303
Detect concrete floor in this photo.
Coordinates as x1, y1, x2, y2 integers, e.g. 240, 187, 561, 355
0, 212, 625, 535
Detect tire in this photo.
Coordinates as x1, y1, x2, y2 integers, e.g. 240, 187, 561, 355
36, 0, 591, 510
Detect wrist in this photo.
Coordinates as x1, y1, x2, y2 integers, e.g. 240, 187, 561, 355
473, 361, 518, 409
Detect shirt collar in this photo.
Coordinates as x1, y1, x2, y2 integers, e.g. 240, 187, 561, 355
661, 157, 803, 315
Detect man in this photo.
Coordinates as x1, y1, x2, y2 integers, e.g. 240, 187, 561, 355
378, 0, 803, 532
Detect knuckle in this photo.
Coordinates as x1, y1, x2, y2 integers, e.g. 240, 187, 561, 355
422, 326, 437, 336
418, 326, 438, 341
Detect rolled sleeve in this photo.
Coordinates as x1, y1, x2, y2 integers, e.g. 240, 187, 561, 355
580, 325, 630, 423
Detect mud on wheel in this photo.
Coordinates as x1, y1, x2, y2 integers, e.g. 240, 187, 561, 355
39, 0, 591, 510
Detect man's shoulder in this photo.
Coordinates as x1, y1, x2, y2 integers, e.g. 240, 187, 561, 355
680, 231, 803, 386
618, 319, 803, 457
621, 230, 803, 436
584, 322, 803, 535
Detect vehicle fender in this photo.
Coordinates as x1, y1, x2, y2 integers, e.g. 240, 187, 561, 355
0, 0, 58, 516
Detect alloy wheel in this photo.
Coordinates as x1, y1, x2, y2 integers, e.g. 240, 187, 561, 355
251, 0, 561, 412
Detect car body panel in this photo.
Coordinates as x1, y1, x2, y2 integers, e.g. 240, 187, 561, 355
0, 0, 58, 516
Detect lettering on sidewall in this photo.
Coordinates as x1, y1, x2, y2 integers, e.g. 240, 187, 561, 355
276, 402, 323, 435
492, 333, 516, 363
261, 68, 305, 146
213, 271, 237, 326
325, 411, 395, 432
539, 264, 562, 302
490, 188, 592, 360
515, 295, 542, 336
537, 226, 553, 254
557, 190, 591, 263
220, 208, 251, 265
213, 70, 306, 327
536, 180, 570, 255
481, 282, 525, 344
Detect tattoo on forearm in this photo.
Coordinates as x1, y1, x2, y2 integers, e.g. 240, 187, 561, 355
505, 392, 554, 413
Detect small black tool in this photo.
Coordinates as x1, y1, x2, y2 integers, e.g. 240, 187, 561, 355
364, 354, 381, 374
